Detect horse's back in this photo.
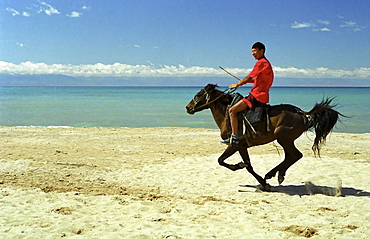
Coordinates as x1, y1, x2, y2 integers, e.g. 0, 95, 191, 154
269, 104, 305, 117
268, 104, 308, 139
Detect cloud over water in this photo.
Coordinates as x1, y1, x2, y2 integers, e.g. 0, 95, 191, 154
1, 61, 370, 80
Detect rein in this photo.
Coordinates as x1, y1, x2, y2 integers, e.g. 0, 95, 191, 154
191, 88, 236, 111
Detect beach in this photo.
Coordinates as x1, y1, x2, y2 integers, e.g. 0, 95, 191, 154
0, 126, 369, 238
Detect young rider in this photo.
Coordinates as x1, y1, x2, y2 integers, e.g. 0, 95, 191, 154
221, 42, 274, 145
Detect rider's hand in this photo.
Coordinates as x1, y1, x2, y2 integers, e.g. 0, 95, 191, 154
229, 83, 239, 89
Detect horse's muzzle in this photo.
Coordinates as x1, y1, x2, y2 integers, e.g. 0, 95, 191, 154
186, 105, 195, 114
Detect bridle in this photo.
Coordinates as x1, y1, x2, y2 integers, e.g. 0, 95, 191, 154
189, 87, 236, 112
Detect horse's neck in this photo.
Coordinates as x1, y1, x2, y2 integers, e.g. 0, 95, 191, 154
209, 103, 230, 139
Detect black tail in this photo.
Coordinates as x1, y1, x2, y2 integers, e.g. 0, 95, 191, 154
307, 97, 343, 156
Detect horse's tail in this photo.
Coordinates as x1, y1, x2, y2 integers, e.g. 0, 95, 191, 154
307, 97, 343, 156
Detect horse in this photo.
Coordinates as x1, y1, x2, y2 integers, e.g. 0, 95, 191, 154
186, 84, 343, 191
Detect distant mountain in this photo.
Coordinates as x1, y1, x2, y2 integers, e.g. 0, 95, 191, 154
0, 74, 368, 87
0, 74, 81, 86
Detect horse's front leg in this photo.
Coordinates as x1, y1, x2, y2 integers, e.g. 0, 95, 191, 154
238, 144, 271, 192
218, 145, 245, 171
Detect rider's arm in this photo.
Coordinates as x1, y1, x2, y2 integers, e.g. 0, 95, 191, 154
230, 76, 254, 88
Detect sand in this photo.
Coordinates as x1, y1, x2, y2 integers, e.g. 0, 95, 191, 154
0, 126, 369, 238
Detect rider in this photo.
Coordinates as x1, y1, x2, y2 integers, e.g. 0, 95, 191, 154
221, 42, 274, 145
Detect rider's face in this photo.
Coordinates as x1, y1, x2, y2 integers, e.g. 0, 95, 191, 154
252, 48, 264, 60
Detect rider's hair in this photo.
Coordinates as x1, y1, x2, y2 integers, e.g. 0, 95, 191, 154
252, 42, 265, 52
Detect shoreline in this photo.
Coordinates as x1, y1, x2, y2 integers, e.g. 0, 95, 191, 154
2, 125, 370, 135
1, 126, 369, 238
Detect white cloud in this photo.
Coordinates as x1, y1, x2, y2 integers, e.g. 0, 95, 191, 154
291, 18, 366, 33
134, 45, 141, 48
16, 43, 24, 47
340, 21, 356, 28
67, 11, 82, 18
317, 19, 330, 25
273, 66, 370, 79
6, 7, 20, 16
6, 7, 31, 17
292, 20, 331, 31
1, 61, 370, 79
37, 1, 60, 15
82, 5, 91, 11
291, 21, 312, 29
7, 2, 90, 18
340, 21, 362, 32
314, 27, 330, 32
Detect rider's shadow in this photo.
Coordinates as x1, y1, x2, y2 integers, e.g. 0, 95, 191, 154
239, 184, 370, 197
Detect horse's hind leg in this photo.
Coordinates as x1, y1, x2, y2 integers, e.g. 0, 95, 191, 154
265, 126, 303, 184
277, 140, 303, 184
265, 138, 302, 184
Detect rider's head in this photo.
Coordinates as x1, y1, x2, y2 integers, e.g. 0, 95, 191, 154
251, 42, 265, 60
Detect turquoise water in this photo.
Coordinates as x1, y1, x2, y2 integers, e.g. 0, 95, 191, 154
1, 86, 369, 133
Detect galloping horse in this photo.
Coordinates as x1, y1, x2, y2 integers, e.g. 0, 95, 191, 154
186, 84, 342, 191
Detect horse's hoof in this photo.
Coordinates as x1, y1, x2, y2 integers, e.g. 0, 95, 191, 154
278, 174, 285, 185
264, 174, 274, 180
256, 184, 272, 192
263, 183, 272, 192
238, 162, 247, 169
264, 171, 277, 180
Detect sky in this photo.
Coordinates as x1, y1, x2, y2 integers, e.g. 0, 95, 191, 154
1, 0, 370, 86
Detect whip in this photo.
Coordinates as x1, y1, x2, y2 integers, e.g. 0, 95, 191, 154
219, 66, 241, 82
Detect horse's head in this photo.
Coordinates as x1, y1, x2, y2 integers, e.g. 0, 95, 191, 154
186, 84, 231, 114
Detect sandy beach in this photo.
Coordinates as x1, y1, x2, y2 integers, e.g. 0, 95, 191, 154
0, 126, 369, 238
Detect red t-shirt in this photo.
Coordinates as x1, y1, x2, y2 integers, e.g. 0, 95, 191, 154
248, 57, 274, 103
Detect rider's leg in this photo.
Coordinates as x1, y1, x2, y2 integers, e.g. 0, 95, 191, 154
221, 100, 248, 145
230, 100, 248, 135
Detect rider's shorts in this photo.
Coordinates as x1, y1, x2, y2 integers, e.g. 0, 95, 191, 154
241, 94, 257, 110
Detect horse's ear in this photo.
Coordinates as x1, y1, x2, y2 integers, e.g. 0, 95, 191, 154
205, 84, 218, 91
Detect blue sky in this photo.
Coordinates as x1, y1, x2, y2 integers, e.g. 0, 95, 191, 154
1, 0, 370, 85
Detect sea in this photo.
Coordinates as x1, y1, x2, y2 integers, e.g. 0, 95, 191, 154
1, 86, 369, 134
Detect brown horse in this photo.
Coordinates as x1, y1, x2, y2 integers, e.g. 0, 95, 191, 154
186, 84, 343, 191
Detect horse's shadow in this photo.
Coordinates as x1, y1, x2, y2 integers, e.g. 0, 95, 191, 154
239, 184, 370, 197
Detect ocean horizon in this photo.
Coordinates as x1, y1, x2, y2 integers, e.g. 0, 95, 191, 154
1, 86, 369, 134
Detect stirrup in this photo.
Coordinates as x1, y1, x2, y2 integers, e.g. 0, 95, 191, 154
220, 136, 239, 146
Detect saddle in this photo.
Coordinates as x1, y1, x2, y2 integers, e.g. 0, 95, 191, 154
229, 93, 271, 138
